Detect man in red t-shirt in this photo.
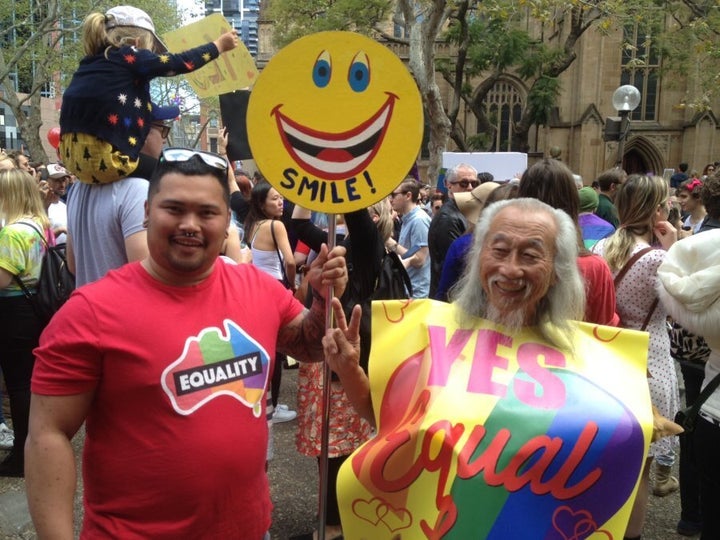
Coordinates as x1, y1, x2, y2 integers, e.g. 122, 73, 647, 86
26, 149, 348, 539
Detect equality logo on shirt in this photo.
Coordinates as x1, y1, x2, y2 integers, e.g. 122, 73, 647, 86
161, 319, 270, 417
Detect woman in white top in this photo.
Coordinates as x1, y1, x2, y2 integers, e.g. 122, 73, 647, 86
244, 181, 295, 290
592, 174, 679, 540
243, 181, 296, 423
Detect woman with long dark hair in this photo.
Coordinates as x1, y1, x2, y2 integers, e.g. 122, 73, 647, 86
288, 200, 393, 540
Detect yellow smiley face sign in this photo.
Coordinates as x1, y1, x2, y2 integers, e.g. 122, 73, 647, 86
247, 31, 423, 213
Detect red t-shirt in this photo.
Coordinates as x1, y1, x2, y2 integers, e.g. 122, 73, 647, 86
33, 260, 304, 539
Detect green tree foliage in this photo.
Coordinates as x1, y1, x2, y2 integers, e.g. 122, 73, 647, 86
265, 0, 720, 174
654, 0, 720, 112
269, 0, 392, 47
441, 0, 615, 153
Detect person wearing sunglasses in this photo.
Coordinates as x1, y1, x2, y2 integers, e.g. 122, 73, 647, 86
387, 180, 431, 298
428, 162, 478, 297
65, 103, 178, 287
26, 148, 349, 539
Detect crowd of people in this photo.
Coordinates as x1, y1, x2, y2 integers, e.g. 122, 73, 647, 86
1, 5, 719, 540
4, 131, 719, 538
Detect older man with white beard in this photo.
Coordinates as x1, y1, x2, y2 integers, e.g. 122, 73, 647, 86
451, 197, 585, 345
319, 197, 685, 540
322, 198, 587, 422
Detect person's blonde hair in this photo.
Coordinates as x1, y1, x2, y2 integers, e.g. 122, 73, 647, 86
0, 156, 14, 168
0, 169, 50, 229
368, 199, 393, 242
83, 12, 155, 57
602, 174, 668, 271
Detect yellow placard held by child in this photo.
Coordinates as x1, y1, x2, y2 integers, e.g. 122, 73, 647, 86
338, 299, 653, 539
163, 14, 258, 97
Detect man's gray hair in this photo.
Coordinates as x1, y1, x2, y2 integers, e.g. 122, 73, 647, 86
446, 162, 478, 184
451, 198, 586, 349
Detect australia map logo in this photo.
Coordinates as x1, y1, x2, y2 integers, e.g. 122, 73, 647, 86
161, 320, 270, 417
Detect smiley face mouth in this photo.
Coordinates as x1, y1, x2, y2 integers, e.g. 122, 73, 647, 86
271, 93, 397, 180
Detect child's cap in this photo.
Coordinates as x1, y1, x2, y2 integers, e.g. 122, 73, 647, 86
151, 103, 180, 122
105, 6, 168, 53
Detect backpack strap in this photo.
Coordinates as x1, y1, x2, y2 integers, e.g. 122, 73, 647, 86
8, 221, 46, 317
9, 219, 49, 288
684, 371, 720, 430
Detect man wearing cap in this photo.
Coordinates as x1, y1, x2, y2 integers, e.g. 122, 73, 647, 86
66, 104, 178, 286
578, 186, 615, 249
428, 163, 478, 297
45, 164, 72, 243
386, 180, 432, 298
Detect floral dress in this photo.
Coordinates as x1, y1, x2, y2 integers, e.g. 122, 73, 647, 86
295, 363, 373, 457
292, 210, 379, 457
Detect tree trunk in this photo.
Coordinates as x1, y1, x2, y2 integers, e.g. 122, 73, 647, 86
401, 0, 451, 185
510, 7, 586, 154
25, 93, 50, 162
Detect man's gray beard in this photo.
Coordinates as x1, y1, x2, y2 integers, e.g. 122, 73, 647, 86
485, 303, 528, 333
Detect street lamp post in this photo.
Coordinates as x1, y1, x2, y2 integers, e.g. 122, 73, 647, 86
611, 85, 641, 168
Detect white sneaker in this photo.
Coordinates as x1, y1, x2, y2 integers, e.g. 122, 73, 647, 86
0, 423, 14, 451
272, 404, 297, 424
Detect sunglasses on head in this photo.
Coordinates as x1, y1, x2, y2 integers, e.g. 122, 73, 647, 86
160, 148, 228, 173
451, 179, 480, 189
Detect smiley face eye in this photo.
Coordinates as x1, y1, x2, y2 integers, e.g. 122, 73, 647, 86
348, 52, 370, 92
312, 51, 332, 88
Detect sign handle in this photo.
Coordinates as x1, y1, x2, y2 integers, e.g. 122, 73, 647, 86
318, 213, 337, 540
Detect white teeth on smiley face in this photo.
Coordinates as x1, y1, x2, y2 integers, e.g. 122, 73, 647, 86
273, 94, 395, 179
291, 146, 372, 177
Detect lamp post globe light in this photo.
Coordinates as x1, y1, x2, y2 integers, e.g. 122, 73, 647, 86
612, 85, 641, 167
612, 84, 642, 113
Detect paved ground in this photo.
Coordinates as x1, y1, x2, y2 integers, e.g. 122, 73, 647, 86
0, 369, 699, 539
